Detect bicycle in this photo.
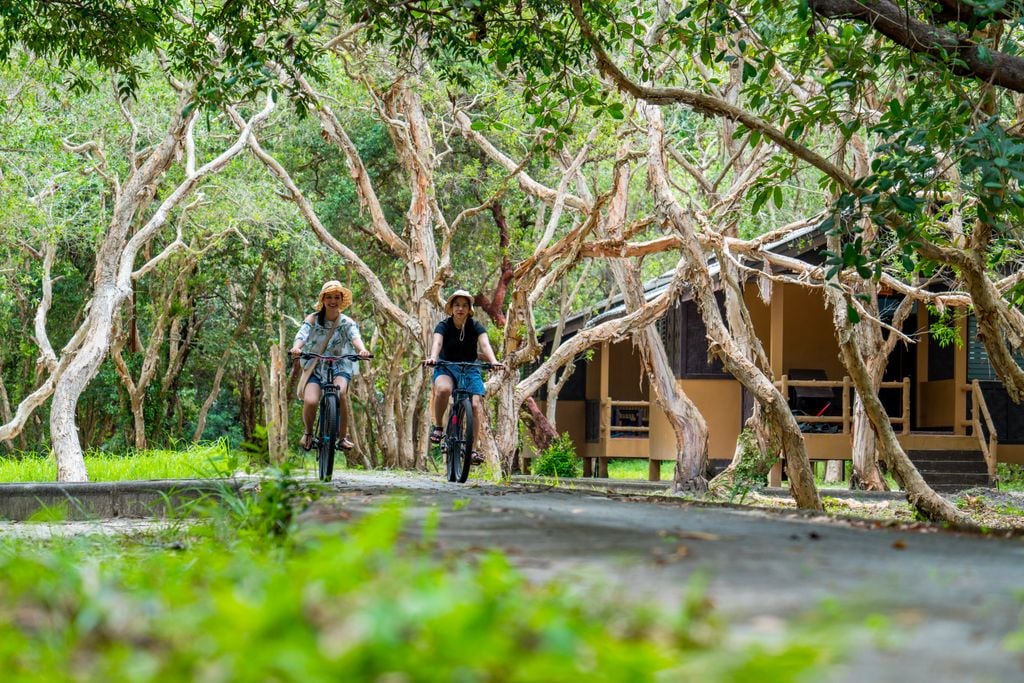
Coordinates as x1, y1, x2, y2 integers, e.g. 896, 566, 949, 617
300, 352, 372, 482
426, 360, 497, 483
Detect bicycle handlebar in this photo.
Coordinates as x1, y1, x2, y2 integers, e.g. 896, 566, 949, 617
425, 359, 500, 370
300, 352, 373, 362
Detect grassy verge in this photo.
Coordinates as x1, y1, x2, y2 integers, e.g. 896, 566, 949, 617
0, 441, 236, 483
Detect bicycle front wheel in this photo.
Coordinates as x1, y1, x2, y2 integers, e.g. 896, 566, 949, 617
446, 397, 474, 483
318, 392, 339, 482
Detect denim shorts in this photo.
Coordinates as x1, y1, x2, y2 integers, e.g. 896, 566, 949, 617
308, 370, 352, 386
433, 365, 485, 396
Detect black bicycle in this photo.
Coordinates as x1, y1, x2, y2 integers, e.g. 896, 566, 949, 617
427, 360, 496, 483
300, 352, 372, 482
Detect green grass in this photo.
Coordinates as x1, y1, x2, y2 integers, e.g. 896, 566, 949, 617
0, 441, 236, 483
998, 463, 1024, 491
606, 459, 675, 480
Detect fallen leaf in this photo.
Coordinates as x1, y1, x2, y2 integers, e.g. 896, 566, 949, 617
892, 539, 907, 550
675, 531, 720, 541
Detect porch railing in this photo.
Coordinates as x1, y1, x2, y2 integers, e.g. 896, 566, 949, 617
600, 399, 650, 441
775, 375, 911, 435
960, 380, 998, 479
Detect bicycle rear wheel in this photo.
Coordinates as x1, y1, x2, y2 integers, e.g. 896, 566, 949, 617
446, 397, 474, 483
318, 392, 338, 482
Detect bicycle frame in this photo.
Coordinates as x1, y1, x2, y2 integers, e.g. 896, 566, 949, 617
300, 352, 371, 481
431, 360, 494, 483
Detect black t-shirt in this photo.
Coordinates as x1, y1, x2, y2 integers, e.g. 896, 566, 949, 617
434, 317, 487, 362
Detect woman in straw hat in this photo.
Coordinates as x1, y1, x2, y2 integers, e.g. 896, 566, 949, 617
424, 289, 503, 464
290, 280, 370, 452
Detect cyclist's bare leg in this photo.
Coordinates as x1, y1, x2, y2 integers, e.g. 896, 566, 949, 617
334, 376, 350, 442
302, 381, 322, 447
432, 375, 454, 427
471, 394, 485, 457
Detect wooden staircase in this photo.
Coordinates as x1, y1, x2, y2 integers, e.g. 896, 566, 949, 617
906, 449, 992, 493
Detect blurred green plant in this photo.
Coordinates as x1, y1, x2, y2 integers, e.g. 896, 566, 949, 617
0, 502, 848, 682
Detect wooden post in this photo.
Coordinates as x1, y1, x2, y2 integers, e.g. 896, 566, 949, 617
648, 459, 660, 481
599, 457, 609, 478
770, 285, 785, 379
954, 315, 968, 435
842, 376, 851, 434
916, 302, 929, 430
902, 376, 911, 435
769, 460, 782, 487
599, 341, 610, 448
521, 457, 531, 475
583, 457, 593, 477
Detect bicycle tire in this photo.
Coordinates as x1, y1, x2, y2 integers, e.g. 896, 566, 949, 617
319, 392, 338, 482
444, 408, 458, 482
448, 397, 474, 483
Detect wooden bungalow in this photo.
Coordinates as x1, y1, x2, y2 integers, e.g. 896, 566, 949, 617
532, 226, 1024, 489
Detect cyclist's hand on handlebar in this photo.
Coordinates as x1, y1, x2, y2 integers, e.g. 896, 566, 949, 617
423, 358, 437, 367
357, 350, 373, 359
489, 361, 506, 371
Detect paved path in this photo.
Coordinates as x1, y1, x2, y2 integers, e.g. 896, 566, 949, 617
313, 472, 1024, 683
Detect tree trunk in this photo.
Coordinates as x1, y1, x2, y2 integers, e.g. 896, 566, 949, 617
824, 460, 844, 484
850, 395, 888, 490
642, 101, 822, 510
824, 282, 975, 525
49, 96, 272, 481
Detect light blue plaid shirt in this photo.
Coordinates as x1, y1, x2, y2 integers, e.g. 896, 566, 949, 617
294, 314, 362, 378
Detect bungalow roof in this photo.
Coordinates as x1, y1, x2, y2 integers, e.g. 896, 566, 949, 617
540, 222, 827, 341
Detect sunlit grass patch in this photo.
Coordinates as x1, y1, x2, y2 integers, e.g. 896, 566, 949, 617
607, 459, 674, 480
0, 440, 235, 483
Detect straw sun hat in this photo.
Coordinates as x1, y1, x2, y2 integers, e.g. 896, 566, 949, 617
314, 280, 353, 312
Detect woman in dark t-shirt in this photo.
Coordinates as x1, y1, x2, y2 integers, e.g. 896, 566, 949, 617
424, 289, 503, 464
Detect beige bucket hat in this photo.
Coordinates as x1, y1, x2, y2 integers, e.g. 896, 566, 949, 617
444, 289, 474, 316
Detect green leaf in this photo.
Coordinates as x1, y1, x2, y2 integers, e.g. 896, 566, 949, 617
892, 196, 917, 213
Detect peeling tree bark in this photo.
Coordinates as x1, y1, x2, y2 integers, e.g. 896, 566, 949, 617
46, 95, 274, 481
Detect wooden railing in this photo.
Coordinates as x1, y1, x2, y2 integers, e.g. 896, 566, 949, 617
600, 398, 650, 441
775, 375, 911, 435
960, 381, 998, 478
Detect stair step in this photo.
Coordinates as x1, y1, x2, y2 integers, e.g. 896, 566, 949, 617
918, 472, 991, 487
907, 449, 984, 462
913, 460, 988, 474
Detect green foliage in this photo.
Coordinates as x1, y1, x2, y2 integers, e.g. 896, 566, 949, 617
0, 1, 328, 107
730, 429, 777, 503
532, 432, 582, 478
0, 503, 846, 681
997, 463, 1024, 492
238, 424, 271, 465
928, 306, 964, 349
200, 466, 321, 541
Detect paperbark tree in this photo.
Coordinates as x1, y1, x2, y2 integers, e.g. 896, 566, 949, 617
30, 94, 275, 480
